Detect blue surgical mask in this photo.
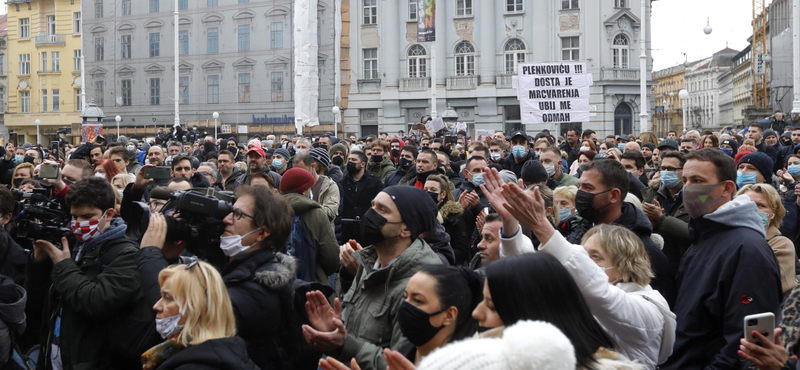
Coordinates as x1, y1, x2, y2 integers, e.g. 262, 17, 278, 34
720, 147, 733, 156
598, 150, 608, 155
127, 145, 135, 152
558, 207, 572, 221
12, 155, 23, 164
512, 145, 527, 158
272, 158, 285, 169
736, 171, 757, 188
757, 210, 771, 228
788, 164, 800, 177
617, 143, 626, 151
471, 173, 485, 187
660, 171, 681, 189
295, 149, 307, 155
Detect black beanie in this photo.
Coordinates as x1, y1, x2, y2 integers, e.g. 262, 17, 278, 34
382, 186, 438, 241
521, 160, 548, 184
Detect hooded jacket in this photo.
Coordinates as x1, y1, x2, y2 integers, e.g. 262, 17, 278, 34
567, 202, 676, 308
661, 195, 783, 370
156, 336, 259, 370
326, 165, 344, 183
367, 156, 396, 182
283, 193, 340, 284
337, 238, 442, 370
0, 276, 26, 367
641, 180, 690, 276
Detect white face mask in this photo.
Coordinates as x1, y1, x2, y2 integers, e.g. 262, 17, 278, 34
155, 313, 184, 339
219, 228, 262, 257
94, 172, 106, 178
543, 164, 556, 177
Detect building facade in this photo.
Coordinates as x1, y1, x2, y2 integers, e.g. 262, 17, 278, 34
652, 65, 686, 136
0, 15, 8, 142
340, 0, 654, 138
683, 48, 737, 130
717, 67, 734, 126
768, 0, 794, 114
82, 0, 337, 140
6, 0, 82, 145
733, 46, 753, 126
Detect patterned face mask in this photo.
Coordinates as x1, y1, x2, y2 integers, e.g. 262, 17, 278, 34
71, 210, 108, 242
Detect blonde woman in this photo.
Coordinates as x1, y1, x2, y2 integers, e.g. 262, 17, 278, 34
639, 132, 659, 147
141, 260, 258, 370
737, 184, 797, 295
11, 162, 34, 189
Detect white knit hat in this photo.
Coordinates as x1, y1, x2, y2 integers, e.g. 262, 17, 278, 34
417, 320, 576, 370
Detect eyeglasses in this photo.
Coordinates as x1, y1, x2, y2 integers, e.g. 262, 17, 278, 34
232, 208, 255, 221
174, 166, 192, 173
660, 167, 683, 172
148, 200, 167, 211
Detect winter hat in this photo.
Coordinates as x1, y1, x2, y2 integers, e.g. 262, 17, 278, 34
641, 142, 655, 152
227, 137, 238, 145
521, 160, 548, 184
248, 139, 261, 148
310, 147, 331, 169
764, 130, 778, 140
129, 138, 139, 145
22, 143, 32, 149
721, 139, 739, 155
738, 152, 774, 181
329, 142, 349, 158
273, 148, 291, 160
279, 168, 316, 194
382, 185, 438, 241
499, 170, 518, 184
417, 320, 576, 370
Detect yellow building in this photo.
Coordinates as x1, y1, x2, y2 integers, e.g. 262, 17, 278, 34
6, 0, 82, 145
652, 65, 686, 136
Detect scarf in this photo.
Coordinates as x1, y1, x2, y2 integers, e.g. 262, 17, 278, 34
141, 336, 185, 370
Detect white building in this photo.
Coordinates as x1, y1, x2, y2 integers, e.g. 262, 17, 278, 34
718, 68, 734, 126
684, 48, 737, 130
341, 0, 654, 137
733, 46, 753, 126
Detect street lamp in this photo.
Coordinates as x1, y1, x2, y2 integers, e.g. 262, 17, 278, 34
679, 89, 689, 134
704, 18, 713, 35
115, 115, 121, 138
331, 106, 340, 138
212, 112, 219, 141
35, 119, 40, 145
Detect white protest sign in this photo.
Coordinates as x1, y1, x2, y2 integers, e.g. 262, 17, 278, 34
474, 129, 494, 142
456, 122, 468, 132
425, 116, 446, 132
516, 61, 592, 125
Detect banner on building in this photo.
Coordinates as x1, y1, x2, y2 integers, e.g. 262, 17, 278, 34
81, 124, 103, 143
654, 106, 665, 118
515, 62, 593, 125
417, 0, 436, 42
755, 53, 766, 75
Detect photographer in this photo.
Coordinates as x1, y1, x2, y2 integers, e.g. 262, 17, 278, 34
0, 187, 29, 285
26, 177, 141, 370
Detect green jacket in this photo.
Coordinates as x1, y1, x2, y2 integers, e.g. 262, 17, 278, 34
641, 179, 690, 275
556, 172, 579, 187
338, 239, 442, 370
284, 193, 340, 284
367, 157, 396, 182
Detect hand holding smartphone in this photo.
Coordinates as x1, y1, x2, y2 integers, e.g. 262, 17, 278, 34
744, 312, 775, 346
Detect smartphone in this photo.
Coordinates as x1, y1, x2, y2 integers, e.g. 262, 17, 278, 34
39, 163, 60, 179
744, 312, 775, 345
143, 166, 172, 180
50, 141, 59, 161
95, 135, 106, 145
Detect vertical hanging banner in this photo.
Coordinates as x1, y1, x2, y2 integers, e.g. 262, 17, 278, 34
516, 61, 593, 125
417, 0, 436, 42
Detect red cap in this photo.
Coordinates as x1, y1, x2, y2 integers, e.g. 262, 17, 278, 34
247, 146, 266, 158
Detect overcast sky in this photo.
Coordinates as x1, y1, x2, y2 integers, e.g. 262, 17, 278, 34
651, 0, 759, 71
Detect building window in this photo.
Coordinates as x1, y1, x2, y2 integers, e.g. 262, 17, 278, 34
612, 34, 629, 68
20, 91, 29, 113
75, 90, 81, 111
51, 52, 59, 72
122, 0, 131, 15
208, 0, 217, 6
407, 44, 427, 78
41, 90, 47, 112
179, 77, 188, 104
95, 0, 103, 18
19, 54, 30, 75
73, 12, 81, 33
207, 28, 218, 53
363, 0, 377, 25
179, 30, 188, 55
207, 75, 219, 104
150, 0, 159, 13
504, 38, 526, 74
561, 0, 579, 9
40, 52, 47, 73
408, 0, 417, 20
363, 48, 378, 79
95, 80, 104, 107
149, 33, 160, 57
121, 35, 131, 59
270, 22, 283, 49
150, 78, 160, 105
455, 41, 475, 76
73, 50, 81, 71
238, 73, 250, 103
121, 79, 131, 106
506, 0, 523, 13
179, 0, 187, 9
456, 0, 473, 17
271, 72, 283, 101
561, 36, 579, 60
238, 25, 249, 51
19, 18, 29, 39
615, 0, 627, 7
52, 89, 59, 112
46, 15, 56, 36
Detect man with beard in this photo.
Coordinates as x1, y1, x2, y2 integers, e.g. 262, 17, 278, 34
217, 150, 242, 190
224, 137, 245, 162
405, 149, 438, 189
231, 146, 282, 190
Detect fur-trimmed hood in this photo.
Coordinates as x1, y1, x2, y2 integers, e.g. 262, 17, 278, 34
253, 253, 298, 290
439, 201, 464, 220
224, 249, 298, 291
647, 178, 661, 190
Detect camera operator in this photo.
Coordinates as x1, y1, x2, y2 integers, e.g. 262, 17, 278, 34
26, 177, 141, 370
0, 187, 30, 285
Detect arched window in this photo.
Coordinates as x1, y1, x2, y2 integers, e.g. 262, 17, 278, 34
455, 41, 475, 76
504, 39, 526, 74
407, 45, 427, 78
612, 34, 629, 68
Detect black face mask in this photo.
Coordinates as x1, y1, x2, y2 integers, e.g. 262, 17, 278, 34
12, 178, 23, 188
399, 158, 413, 169
574, 189, 612, 223
370, 155, 383, 163
680, 149, 690, 154
397, 300, 446, 346
360, 208, 392, 246
417, 168, 438, 183
428, 191, 441, 205
391, 149, 400, 158
331, 156, 344, 167
346, 162, 361, 175
23, 156, 34, 164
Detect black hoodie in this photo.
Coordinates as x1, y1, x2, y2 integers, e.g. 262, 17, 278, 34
157, 336, 259, 370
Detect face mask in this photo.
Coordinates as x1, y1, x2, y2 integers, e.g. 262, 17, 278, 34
12, 155, 23, 164
720, 147, 733, 156
580, 146, 590, 152
428, 191, 440, 205
12, 178, 23, 188
680, 149, 690, 154
127, 145, 135, 152
360, 208, 401, 246
617, 143, 626, 151
683, 182, 726, 218
512, 145, 527, 159
265, 140, 274, 148
94, 172, 106, 178
788, 165, 800, 177
155, 313, 184, 339
598, 150, 608, 155
219, 228, 262, 257
489, 152, 501, 161
397, 300, 446, 346
736, 171, 757, 188
71, 210, 108, 243
370, 155, 383, 163
575, 189, 612, 223
558, 207, 572, 221
660, 171, 681, 188
391, 149, 400, 158
296, 149, 307, 155
117, 189, 124, 198
346, 162, 361, 175
272, 158, 285, 169
23, 155, 34, 164
757, 210, 771, 228
543, 164, 556, 178
471, 173, 485, 187
399, 158, 413, 169
331, 156, 344, 167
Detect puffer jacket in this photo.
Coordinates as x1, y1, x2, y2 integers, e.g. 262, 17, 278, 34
283, 193, 340, 284
367, 156, 396, 182
0, 276, 26, 367
641, 180, 690, 276
439, 201, 471, 265
337, 239, 442, 370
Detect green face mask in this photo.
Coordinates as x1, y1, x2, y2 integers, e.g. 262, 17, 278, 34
757, 210, 771, 228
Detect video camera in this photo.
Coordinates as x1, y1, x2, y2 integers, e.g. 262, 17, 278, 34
11, 189, 72, 244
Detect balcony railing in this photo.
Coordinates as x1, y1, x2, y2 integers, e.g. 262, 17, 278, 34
446, 75, 479, 90
601, 68, 639, 81
496, 74, 514, 88
35, 33, 66, 47
399, 77, 430, 92
357, 79, 381, 93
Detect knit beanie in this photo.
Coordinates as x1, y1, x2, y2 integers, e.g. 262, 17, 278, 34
521, 160, 548, 184
248, 139, 261, 148
279, 168, 316, 194
329, 142, 349, 158
738, 152, 774, 181
382, 186, 438, 241
417, 320, 576, 370
273, 148, 291, 160
721, 139, 739, 155
499, 170, 518, 184
764, 130, 778, 140
310, 147, 331, 169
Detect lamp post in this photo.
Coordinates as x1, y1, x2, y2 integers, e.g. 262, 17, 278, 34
212, 112, 219, 141
332, 106, 340, 138
668, 92, 675, 135
115, 115, 121, 138
35, 119, 40, 145
679, 89, 689, 134
639, 0, 649, 133
792, 0, 800, 116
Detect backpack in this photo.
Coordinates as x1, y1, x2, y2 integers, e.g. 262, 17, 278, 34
4, 332, 36, 370
286, 215, 317, 282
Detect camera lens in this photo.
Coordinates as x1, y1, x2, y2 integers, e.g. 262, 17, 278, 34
747, 319, 758, 326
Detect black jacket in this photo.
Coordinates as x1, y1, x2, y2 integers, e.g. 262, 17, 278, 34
339, 172, 384, 244
559, 141, 580, 167
219, 168, 244, 191
445, 169, 463, 189
567, 202, 676, 307
0, 229, 28, 286
453, 181, 490, 239
440, 201, 470, 265
501, 150, 537, 178
384, 167, 413, 187
756, 141, 779, 164
157, 336, 260, 370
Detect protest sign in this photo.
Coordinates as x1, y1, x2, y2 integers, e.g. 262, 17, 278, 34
516, 62, 592, 125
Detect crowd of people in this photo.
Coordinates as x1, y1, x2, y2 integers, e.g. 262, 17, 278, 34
2, 117, 800, 370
